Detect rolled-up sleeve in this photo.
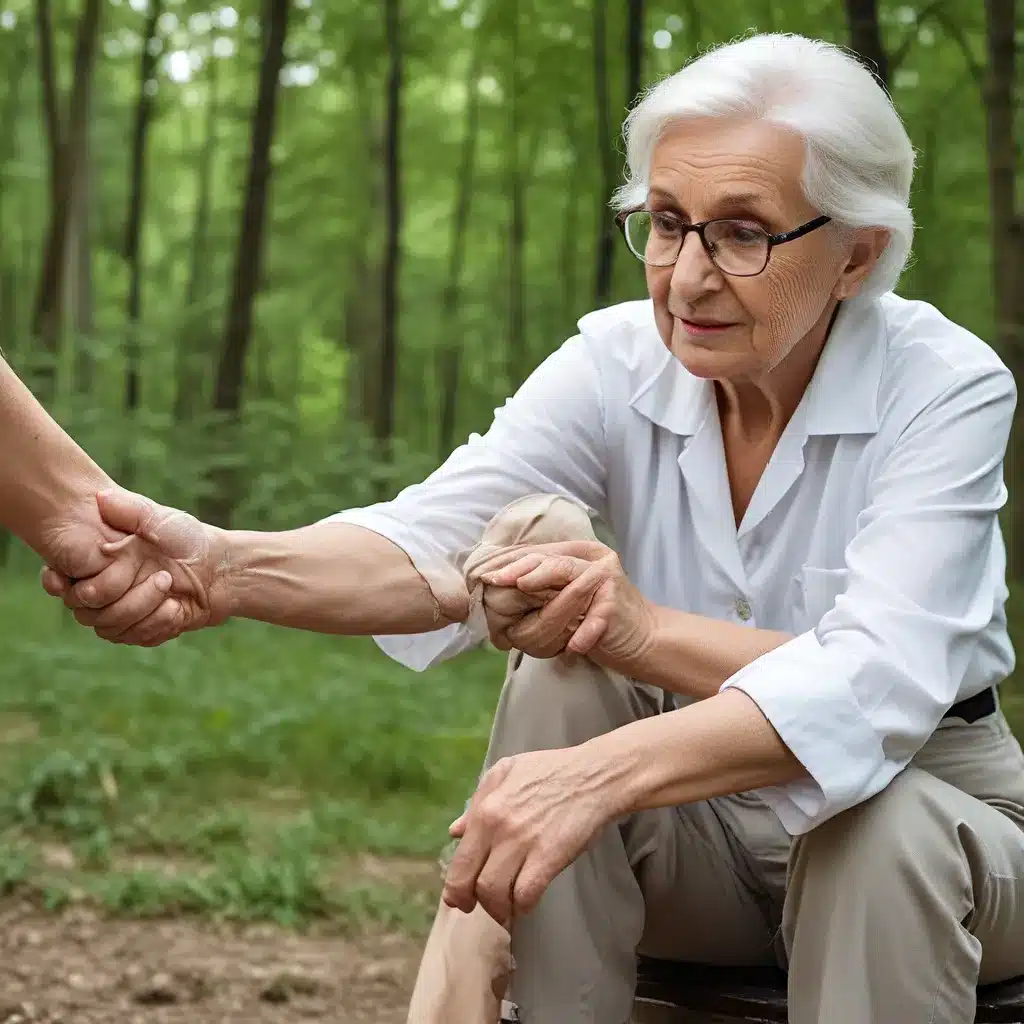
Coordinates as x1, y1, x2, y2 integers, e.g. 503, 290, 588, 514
721, 365, 1017, 834
322, 334, 609, 671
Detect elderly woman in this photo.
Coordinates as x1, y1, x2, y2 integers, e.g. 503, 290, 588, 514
49, 31, 1024, 1024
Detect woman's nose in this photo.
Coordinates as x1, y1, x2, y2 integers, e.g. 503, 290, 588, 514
669, 231, 721, 300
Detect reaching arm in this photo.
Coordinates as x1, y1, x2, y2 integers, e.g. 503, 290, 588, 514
0, 356, 115, 559
220, 522, 471, 636
56, 330, 611, 646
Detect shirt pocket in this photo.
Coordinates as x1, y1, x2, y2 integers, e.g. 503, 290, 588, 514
792, 565, 849, 633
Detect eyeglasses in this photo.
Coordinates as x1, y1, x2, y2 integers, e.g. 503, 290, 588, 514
614, 209, 832, 277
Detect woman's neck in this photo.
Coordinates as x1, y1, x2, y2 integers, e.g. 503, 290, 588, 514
716, 298, 841, 443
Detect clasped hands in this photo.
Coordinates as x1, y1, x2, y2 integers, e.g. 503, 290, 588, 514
39, 487, 227, 645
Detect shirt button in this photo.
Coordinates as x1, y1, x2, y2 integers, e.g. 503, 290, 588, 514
734, 597, 752, 622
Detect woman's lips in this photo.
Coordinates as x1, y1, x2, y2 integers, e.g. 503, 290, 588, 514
678, 317, 735, 337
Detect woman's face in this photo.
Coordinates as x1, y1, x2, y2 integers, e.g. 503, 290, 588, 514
643, 118, 883, 383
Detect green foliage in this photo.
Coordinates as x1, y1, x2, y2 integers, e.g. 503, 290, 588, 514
0, 0, 1009, 527
0, 574, 495, 927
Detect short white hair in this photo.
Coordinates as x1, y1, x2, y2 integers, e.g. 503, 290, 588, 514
614, 33, 916, 298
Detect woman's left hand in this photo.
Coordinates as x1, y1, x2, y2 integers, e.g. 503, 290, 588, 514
478, 541, 657, 672
441, 744, 619, 924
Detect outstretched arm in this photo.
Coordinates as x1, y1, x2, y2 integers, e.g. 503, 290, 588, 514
48, 489, 472, 643
0, 356, 121, 577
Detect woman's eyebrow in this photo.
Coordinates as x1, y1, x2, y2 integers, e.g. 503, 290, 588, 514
647, 186, 777, 220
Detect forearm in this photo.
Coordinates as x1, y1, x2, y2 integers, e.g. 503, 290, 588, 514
0, 358, 113, 552
588, 688, 807, 815
221, 523, 471, 636
613, 604, 793, 700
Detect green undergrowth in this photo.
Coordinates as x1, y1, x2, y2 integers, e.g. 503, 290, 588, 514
0, 571, 1020, 931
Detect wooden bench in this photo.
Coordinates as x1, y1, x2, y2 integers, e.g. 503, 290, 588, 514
635, 957, 1024, 1023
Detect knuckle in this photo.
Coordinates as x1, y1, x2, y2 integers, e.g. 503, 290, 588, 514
514, 879, 543, 914
478, 797, 506, 829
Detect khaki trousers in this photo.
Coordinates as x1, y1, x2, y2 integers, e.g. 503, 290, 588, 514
412, 495, 1024, 1024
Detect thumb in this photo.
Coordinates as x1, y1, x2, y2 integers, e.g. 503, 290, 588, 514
95, 488, 159, 544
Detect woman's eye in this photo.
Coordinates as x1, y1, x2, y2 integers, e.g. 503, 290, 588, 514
724, 222, 765, 245
651, 213, 681, 234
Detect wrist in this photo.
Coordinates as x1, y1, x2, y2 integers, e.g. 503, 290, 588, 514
594, 600, 664, 680
578, 727, 650, 821
26, 471, 117, 565
212, 527, 253, 621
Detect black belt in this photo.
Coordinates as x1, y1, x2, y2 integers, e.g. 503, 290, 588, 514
942, 687, 996, 723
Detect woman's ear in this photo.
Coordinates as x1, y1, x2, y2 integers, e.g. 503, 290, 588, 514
834, 227, 890, 299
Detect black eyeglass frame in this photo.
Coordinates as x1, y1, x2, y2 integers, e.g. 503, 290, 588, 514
614, 209, 832, 277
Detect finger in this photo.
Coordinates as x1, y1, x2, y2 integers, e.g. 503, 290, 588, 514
478, 552, 547, 586
509, 555, 589, 593
98, 534, 135, 557
481, 585, 543, 618
442, 818, 491, 913
474, 841, 528, 928
95, 488, 161, 543
40, 566, 70, 598
505, 613, 573, 659
513, 846, 564, 916
64, 550, 144, 610
567, 609, 609, 654
98, 596, 184, 646
530, 564, 606, 638
74, 572, 172, 635
442, 762, 513, 911
473, 540, 607, 581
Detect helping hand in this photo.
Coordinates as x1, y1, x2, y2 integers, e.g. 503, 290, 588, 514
41, 488, 230, 646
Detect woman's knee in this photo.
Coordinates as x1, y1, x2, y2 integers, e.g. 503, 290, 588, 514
788, 767, 978, 897
495, 652, 640, 750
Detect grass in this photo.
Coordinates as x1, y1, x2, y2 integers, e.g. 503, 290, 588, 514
0, 571, 505, 932
0, 569, 1021, 933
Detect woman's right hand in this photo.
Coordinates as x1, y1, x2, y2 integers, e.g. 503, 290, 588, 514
41, 488, 231, 647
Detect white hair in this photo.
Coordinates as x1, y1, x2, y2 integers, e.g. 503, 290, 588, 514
614, 33, 916, 298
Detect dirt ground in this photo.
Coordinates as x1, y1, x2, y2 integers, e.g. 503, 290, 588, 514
0, 899, 425, 1024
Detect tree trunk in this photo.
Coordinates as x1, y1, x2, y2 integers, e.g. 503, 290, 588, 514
592, 0, 615, 308
341, 56, 385, 428
0, 28, 30, 348
373, 0, 403, 455
122, 0, 164, 432
844, 0, 890, 89
30, 0, 102, 405
119, 0, 163, 485
199, 0, 290, 527
174, 54, 221, 423
981, 0, 1023, 576
559, 101, 582, 326
35, 0, 61, 205
69, 126, 94, 396
437, 27, 485, 461
625, 0, 644, 111
504, 0, 527, 391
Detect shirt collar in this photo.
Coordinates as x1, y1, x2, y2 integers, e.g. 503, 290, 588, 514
628, 296, 887, 439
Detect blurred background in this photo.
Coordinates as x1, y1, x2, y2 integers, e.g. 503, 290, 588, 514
0, 0, 1020, 1014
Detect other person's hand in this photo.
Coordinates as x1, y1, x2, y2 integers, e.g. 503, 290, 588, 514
41, 488, 229, 646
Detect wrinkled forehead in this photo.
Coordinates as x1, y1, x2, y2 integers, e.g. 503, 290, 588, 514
646, 117, 812, 220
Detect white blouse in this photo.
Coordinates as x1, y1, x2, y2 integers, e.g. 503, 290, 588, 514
325, 292, 1017, 835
